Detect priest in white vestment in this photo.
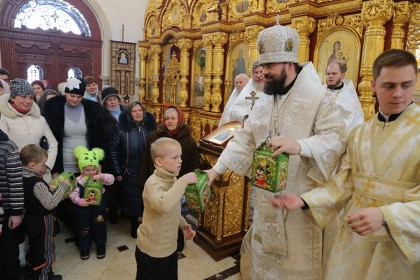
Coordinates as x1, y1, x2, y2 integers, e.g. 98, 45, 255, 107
219, 61, 265, 126
325, 62, 364, 134
206, 23, 346, 280
271, 49, 420, 280
219, 73, 249, 126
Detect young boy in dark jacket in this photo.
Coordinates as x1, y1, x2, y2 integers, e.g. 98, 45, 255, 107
21, 144, 69, 280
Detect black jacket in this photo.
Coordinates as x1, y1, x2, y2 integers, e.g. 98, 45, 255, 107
43, 96, 116, 174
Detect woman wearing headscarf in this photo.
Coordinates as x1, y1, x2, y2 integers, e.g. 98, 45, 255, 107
82, 76, 102, 103
31, 80, 45, 102
108, 101, 156, 238
139, 105, 199, 250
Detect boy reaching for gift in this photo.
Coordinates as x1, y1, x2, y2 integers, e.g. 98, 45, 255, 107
20, 144, 69, 280
136, 137, 197, 280
69, 146, 114, 260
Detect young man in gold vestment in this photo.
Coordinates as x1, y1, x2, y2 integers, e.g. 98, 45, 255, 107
270, 49, 420, 280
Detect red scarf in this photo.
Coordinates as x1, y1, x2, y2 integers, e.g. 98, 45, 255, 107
10, 101, 31, 114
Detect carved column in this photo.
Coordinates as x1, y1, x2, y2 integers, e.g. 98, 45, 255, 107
407, 3, 419, 55
203, 34, 213, 111
138, 46, 148, 102
210, 32, 228, 113
245, 25, 265, 66
148, 45, 162, 104
391, 1, 412, 49
358, 0, 393, 120
292, 16, 316, 63
176, 39, 193, 107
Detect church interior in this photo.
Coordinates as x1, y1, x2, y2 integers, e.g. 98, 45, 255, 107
0, 0, 419, 279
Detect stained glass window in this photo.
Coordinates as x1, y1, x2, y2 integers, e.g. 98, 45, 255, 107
14, 0, 91, 37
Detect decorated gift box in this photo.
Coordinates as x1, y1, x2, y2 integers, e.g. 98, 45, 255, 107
251, 141, 289, 193
49, 172, 76, 198
83, 179, 103, 206
185, 169, 211, 213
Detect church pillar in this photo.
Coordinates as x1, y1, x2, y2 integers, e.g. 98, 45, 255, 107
138, 45, 148, 102
391, 1, 412, 49
177, 39, 193, 107
358, 0, 393, 120
406, 3, 419, 55
245, 25, 264, 66
203, 34, 213, 111
291, 16, 316, 63
210, 32, 228, 113
149, 45, 162, 103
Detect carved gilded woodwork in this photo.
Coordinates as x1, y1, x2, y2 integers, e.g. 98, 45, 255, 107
176, 39, 193, 107
245, 25, 265, 68
391, 2, 412, 50
138, 46, 148, 101
202, 34, 213, 111
317, 13, 363, 39
210, 32, 228, 113
148, 45, 162, 103
291, 16, 316, 63
110, 41, 136, 100
192, 2, 220, 29
266, 0, 288, 14
163, 52, 180, 104
407, 3, 419, 55
161, 1, 187, 30
358, 0, 392, 120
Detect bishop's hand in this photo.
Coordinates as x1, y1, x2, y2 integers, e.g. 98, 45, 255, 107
269, 135, 301, 156
269, 193, 304, 210
204, 169, 218, 186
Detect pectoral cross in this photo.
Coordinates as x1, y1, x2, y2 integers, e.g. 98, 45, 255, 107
245, 91, 259, 110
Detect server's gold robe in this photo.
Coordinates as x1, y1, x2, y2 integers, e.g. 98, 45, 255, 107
302, 103, 420, 280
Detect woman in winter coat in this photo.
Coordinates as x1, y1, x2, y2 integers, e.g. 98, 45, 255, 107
108, 101, 156, 238
0, 78, 58, 181
139, 105, 199, 250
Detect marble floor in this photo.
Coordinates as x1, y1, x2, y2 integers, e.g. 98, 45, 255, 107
53, 217, 242, 280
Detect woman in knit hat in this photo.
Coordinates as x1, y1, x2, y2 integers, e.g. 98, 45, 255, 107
31, 80, 45, 102
43, 77, 116, 226
101, 86, 126, 121
0, 78, 58, 182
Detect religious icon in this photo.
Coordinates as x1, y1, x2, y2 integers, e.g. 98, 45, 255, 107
327, 40, 348, 71
118, 52, 128, 65
284, 38, 294, 52
236, 0, 249, 13
203, 121, 242, 146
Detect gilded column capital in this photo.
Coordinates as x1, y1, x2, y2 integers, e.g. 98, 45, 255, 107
138, 46, 148, 59
203, 34, 213, 47
176, 38, 193, 50
148, 45, 162, 56
244, 25, 264, 42
361, 0, 393, 25
291, 16, 316, 35
393, 1, 412, 24
210, 32, 228, 47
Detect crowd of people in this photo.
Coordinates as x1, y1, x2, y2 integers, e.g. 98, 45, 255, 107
0, 21, 419, 280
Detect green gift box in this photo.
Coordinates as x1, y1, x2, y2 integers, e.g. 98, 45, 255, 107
49, 172, 76, 198
185, 169, 211, 213
83, 179, 104, 206
251, 141, 289, 192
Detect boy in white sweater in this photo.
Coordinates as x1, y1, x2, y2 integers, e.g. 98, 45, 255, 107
136, 137, 196, 280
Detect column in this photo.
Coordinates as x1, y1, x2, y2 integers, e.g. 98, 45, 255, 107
203, 34, 213, 111
245, 25, 265, 66
176, 39, 193, 107
358, 0, 393, 120
210, 32, 228, 113
391, 1, 412, 49
138, 45, 148, 102
148, 45, 162, 103
291, 16, 316, 63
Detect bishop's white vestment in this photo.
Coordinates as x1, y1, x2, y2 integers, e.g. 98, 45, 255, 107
219, 79, 264, 126
302, 103, 420, 280
214, 63, 346, 280
219, 87, 241, 126
325, 79, 364, 134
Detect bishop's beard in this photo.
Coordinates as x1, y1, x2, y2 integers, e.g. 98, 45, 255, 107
264, 71, 287, 96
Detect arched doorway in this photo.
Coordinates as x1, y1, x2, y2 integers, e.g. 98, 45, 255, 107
0, 0, 102, 89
